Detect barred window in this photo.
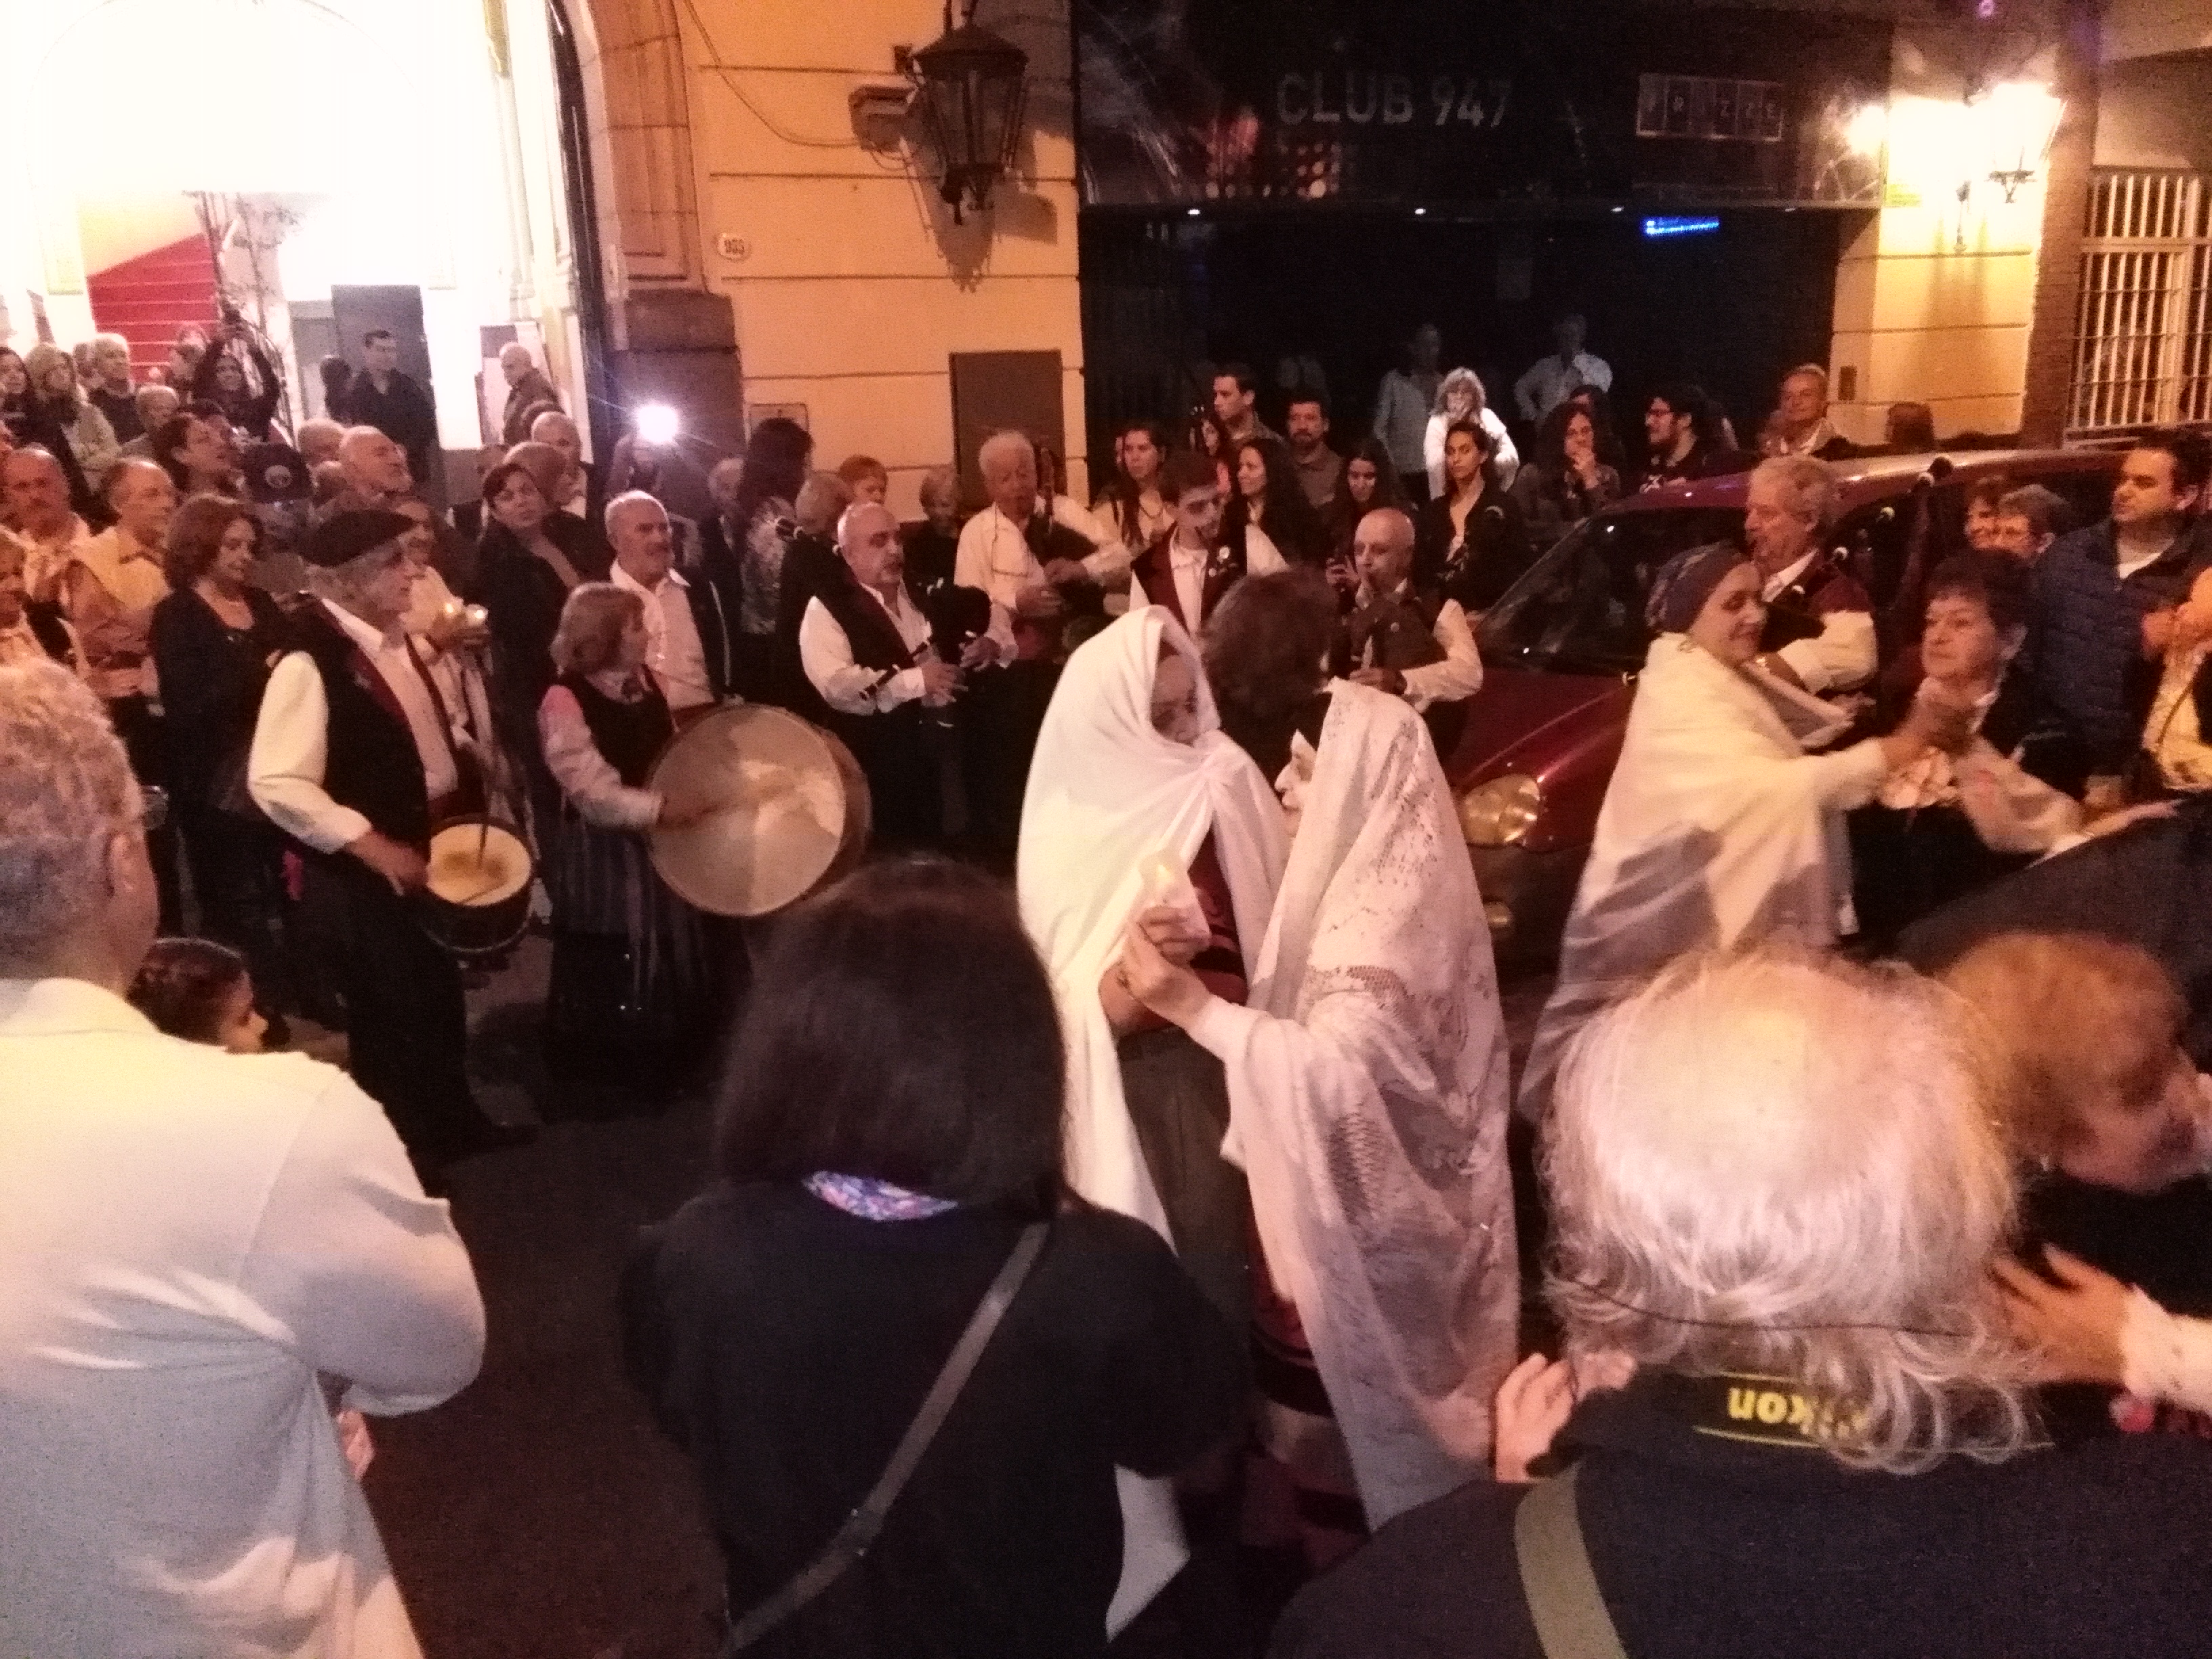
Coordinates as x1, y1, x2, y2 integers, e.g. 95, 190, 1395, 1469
2069, 169, 2212, 436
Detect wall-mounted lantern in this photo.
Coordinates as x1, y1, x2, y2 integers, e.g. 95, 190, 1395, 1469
907, 5, 1028, 224
1972, 80, 2064, 203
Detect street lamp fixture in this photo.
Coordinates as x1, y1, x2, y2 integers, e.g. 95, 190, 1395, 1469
908, 3, 1029, 225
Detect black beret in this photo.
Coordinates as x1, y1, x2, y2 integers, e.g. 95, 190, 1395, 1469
302, 509, 415, 569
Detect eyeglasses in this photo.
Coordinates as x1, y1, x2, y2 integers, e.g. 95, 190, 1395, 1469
140, 785, 169, 832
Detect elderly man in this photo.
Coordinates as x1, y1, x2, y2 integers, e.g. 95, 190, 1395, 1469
531, 409, 600, 524
348, 329, 439, 491
295, 415, 346, 469
322, 424, 414, 519
85, 332, 142, 443
0, 532, 76, 668
1513, 312, 1614, 425
1336, 506, 1483, 754
0, 659, 486, 1657
249, 510, 520, 1183
3, 445, 96, 606
1759, 362, 1852, 461
1742, 453, 1875, 695
115, 384, 182, 460
1992, 485, 2068, 565
499, 342, 562, 447
1271, 947, 2212, 1658
800, 501, 963, 843
608, 489, 726, 724
954, 429, 1118, 664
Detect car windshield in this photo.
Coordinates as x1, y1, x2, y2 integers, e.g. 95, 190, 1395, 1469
1475, 506, 1746, 674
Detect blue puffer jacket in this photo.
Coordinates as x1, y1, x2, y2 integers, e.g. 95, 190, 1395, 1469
2030, 521, 2204, 774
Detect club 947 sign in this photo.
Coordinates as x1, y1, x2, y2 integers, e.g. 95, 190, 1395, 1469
1075, 0, 1889, 209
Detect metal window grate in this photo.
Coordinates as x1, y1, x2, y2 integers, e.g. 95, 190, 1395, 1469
2070, 169, 2212, 435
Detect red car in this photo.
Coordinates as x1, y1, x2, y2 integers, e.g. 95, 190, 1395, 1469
1443, 448, 2124, 963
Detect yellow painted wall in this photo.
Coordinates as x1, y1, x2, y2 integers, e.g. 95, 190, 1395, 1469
75, 196, 203, 279
675, 0, 1085, 516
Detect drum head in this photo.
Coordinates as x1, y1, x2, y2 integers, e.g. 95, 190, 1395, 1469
649, 705, 871, 917
426, 820, 533, 907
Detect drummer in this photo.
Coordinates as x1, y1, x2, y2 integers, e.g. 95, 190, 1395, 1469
536, 583, 719, 1106
248, 510, 529, 1183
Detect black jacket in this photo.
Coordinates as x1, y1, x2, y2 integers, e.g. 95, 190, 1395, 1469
1415, 487, 1535, 612
1273, 1370, 2212, 1659
470, 519, 610, 743
148, 585, 289, 808
623, 1185, 1242, 1659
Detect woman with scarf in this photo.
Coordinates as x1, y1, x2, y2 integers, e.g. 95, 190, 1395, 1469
1520, 541, 1973, 1118
1018, 604, 1286, 1624
1119, 571, 1521, 1559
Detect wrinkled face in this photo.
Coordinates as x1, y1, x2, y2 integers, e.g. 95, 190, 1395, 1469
1687, 561, 1768, 666
535, 415, 583, 476
213, 515, 259, 586
3, 454, 69, 531
113, 466, 178, 541
1150, 650, 1202, 745
1965, 496, 2003, 550
2062, 1050, 2209, 1195
611, 500, 674, 586
1286, 403, 1327, 452
1122, 430, 1160, 485
1990, 511, 2051, 563
93, 340, 131, 385
356, 544, 422, 630
354, 431, 411, 494
1170, 482, 1223, 546
501, 346, 533, 386
983, 445, 1037, 522
1646, 399, 1688, 451
1444, 386, 1476, 421
1443, 428, 1482, 487
1345, 456, 1378, 505
490, 470, 549, 533
840, 505, 903, 592
1744, 473, 1816, 571
2112, 447, 2196, 529
364, 337, 401, 375
1211, 375, 1252, 428
1235, 445, 1268, 501
1779, 371, 1826, 428
1352, 513, 1415, 592
1919, 591, 2007, 685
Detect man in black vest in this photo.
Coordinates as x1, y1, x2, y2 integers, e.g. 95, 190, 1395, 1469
1334, 506, 1485, 758
248, 510, 527, 1185
798, 502, 964, 846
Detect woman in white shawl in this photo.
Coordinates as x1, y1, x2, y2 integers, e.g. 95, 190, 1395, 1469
1519, 541, 1973, 1118
1017, 604, 1287, 1629
1119, 571, 1520, 1536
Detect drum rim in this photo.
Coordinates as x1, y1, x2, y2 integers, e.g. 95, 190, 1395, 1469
420, 814, 535, 956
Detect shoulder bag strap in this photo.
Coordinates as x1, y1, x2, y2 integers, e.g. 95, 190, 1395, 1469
1513, 1467, 1631, 1659
724, 1221, 1051, 1654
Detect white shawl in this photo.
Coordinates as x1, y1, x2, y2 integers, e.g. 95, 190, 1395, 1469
1015, 606, 1286, 1631
1518, 634, 1890, 1118
1189, 682, 1519, 1525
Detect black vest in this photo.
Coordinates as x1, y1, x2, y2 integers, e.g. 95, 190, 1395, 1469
817, 567, 923, 681
285, 601, 435, 853
24, 600, 74, 665
1338, 584, 1447, 676
1758, 550, 1851, 655
559, 672, 673, 789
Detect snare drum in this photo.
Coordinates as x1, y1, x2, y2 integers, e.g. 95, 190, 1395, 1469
420, 817, 535, 958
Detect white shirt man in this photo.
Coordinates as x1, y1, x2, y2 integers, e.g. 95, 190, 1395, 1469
2, 448, 96, 605
1342, 508, 1483, 713
1513, 316, 1613, 423
802, 503, 957, 716
954, 432, 1124, 657
0, 659, 485, 1658
608, 490, 716, 717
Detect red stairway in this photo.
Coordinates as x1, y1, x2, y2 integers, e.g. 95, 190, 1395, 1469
85, 236, 220, 377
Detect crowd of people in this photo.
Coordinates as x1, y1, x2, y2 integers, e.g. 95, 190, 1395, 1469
5, 302, 2212, 1659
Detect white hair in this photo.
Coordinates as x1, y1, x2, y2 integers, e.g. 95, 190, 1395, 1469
918, 464, 959, 512
603, 488, 667, 537
0, 662, 140, 972
836, 499, 897, 550
1432, 367, 1488, 418
977, 430, 1036, 482
305, 538, 407, 613
792, 469, 853, 535
1750, 453, 1839, 532
1544, 947, 2034, 1474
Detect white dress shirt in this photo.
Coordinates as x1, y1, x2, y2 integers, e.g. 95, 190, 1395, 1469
21, 514, 94, 606
250, 598, 464, 853
954, 496, 1124, 654
538, 672, 665, 829
1513, 350, 1614, 422
611, 560, 715, 712
1350, 583, 1486, 712
1761, 552, 1877, 693
1163, 527, 1288, 635
800, 583, 936, 714
0, 976, 484, 1658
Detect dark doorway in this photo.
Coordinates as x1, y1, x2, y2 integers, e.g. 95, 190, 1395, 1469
1080, 207, 1864, 469
548, 0, 615, 468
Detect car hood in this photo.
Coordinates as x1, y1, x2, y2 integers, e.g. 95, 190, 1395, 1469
1443, 663, 1634, 853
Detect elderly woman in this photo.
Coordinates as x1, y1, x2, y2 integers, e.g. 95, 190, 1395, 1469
622, 857, 1241, 1658
536, 583, 714, 1105
1415, 418, 1535, 614
1521, 541, 1969, 1116
1275, 946, 2212, 1659
22, 343, 119, 498
149, 494, 293, 1029
1422, 367, 1518, 497
1943, 935, 2212, 1442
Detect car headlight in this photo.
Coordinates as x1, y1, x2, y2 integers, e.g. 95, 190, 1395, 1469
1458, 773, 1542, 847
